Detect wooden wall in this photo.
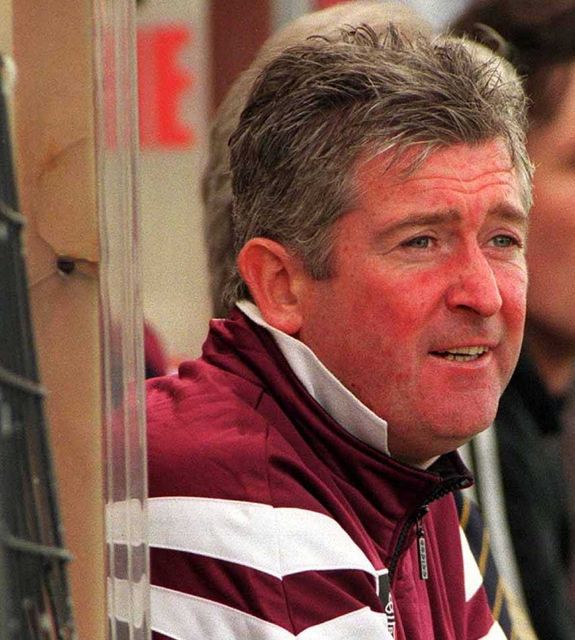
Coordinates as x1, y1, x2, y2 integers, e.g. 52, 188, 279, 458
13, 2, 106, 639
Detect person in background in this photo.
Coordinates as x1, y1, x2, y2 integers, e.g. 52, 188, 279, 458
144, 322, 168, 379
453, 2, 575, 638
147, 11, 532, 639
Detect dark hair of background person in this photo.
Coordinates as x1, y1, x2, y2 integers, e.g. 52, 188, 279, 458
144, 322, 168, 379
452, 0, 575, 124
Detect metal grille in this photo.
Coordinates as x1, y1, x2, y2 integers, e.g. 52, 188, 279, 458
0, 54, 76, 640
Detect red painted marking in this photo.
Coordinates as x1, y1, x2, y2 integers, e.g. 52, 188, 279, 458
137, 25, 195, 149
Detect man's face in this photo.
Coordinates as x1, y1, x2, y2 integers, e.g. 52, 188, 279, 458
297, 140, 528, 466
524, 63, 575, 371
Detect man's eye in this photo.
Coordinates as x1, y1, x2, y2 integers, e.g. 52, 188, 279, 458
491, 235, 520, 248
402, 236, 434, 249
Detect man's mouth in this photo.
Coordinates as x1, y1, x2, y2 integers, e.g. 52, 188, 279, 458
431, 346, 490, 362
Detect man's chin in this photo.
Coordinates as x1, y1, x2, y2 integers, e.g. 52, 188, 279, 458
432, 413, 494, 448
388, 424, 489, 468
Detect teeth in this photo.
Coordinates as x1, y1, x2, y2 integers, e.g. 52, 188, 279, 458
439, 346, 489, 362
445, 346, 488, 356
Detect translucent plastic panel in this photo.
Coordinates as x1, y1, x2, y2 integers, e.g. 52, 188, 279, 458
93, 1, 149, 639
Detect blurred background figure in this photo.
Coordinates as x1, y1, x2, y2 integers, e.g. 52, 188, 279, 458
144, 321, 168, 378
453, 2, 575, 638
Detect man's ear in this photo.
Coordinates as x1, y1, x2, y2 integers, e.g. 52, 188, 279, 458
237, 238, 305, 335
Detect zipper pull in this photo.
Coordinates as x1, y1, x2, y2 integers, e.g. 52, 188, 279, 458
416, 510, 429, 580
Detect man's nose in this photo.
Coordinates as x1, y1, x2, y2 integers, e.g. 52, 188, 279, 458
445, 247, 503, 317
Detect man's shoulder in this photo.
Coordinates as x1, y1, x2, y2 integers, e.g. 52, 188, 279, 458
147, 360, 262, 423
147, 361, 267, 454
146, 359, 303, 504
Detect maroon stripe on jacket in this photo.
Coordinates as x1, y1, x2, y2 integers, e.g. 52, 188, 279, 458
151, 547, 383, 634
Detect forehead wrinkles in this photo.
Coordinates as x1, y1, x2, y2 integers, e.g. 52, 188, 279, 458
358, 169, 518, 204
394, 171, 518, 196
358, 140, 516, 189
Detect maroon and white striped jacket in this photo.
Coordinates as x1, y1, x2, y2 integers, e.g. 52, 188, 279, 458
147, 310, 505, 639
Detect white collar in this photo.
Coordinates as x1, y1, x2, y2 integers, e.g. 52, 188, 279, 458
237, 300, 390, 455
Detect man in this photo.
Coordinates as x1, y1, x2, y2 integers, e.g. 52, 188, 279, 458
148, 22, 531, 640
453, 2, 575, 637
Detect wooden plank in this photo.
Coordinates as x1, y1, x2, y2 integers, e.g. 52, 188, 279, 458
13, 2, 106, 639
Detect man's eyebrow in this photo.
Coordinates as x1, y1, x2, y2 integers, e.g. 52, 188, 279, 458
489, 204, 529, 230
373, 209, 461, 242
371, 204, 528, 245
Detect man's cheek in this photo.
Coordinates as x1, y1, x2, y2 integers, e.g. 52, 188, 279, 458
500, 270, 528, 323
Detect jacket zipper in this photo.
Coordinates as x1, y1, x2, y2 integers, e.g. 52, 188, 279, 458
416, 508, 429, 580
388, 477, 469, 582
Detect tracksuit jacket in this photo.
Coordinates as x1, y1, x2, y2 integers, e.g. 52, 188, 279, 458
147, 309, 507, 639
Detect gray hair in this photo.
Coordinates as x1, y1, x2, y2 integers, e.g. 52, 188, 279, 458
203, 2, 431, 316
224, 24, 532, 307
